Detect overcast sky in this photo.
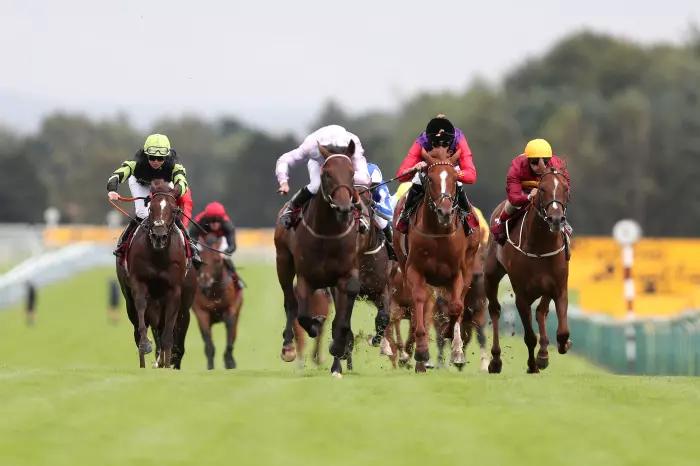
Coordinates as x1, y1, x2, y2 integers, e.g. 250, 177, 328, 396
1, 0, 698, 135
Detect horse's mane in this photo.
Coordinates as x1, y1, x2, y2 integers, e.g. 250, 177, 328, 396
150, 179, 176, 195
423, 146, 453, 162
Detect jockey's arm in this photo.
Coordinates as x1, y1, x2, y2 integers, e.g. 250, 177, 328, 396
456, 136, 477, 184
107, 160, 136, 192
396, 142, 422, 181
506, 161, 529, 206
275, 143, 308, 186
172, 164, 188, 197
350, 139, 371, 186
222, 221, 237, 252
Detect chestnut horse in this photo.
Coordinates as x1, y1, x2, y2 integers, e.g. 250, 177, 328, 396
116, 180, 195, 369
275, 142, 362, 377
393, 147, 481, 372
484, 168, 571, 374
192, 234, 243, 370
293, 288, 331, 368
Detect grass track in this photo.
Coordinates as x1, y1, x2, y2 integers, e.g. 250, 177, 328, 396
1, 264, 699, 466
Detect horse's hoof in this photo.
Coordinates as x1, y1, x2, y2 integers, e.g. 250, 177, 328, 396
331, 371, 343, 379
280, 346, 296, 362
536, 356, 549, 370
527, 366, 540, 374
451, 351, 466, 366
370, 334, 382, 347
415, 349, 430, 363
207, 360, 214, 370
488, 359, 502, 374
453, 362, 465, 371
425, 360, 435, 369
380, 338, 393, 357
399, 350, 410, 363
480, 357, 490, 372
224, 356, 236, 370
139, 340, 153, 354
415, 362, 427, 373
558, 339, 573, 354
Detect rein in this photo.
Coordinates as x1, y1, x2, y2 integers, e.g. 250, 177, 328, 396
505, 210, 565, 258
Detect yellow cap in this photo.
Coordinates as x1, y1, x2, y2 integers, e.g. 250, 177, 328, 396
524, 138, 552, 158
143, 134, 171, 154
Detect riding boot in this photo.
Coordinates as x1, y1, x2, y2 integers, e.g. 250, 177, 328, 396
456, 185, 473, 236
224, 257, 245, 289
395, 183, 424, 234
382, 224, 398, 261
113, 218, 141, 257
176, 216, 202, 269
280, 186, 314, 229
490, 209, 510, 246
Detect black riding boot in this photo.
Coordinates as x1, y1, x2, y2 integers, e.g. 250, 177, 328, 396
113, 218, 141, 257
396, 183, 424, 233
176, 216, 202, 268
224, 257, 245, 289
456, 185, 473, 235
382, 224, 398, 261
280, 187, 314, 229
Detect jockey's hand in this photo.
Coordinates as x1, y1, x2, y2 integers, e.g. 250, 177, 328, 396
412, 161, 427, 172
107, 191, 119, 201
278, 181, 290, 195
528, 188, 538, 200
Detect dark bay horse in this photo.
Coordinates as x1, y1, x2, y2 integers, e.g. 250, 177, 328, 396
116, 180, 195, 368
275, 142, 362, 377
192, 234, 244, 370
393, 147, 481, 372
484, 168, 571, 373
356, 186, 392, 350
293, 288, 331, 368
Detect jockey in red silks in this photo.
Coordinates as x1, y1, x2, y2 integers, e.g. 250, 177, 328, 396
190, 201, 244, 289
178, 189, 193, 228
107, 133, 201, 266
490, 138, 572, 245
394, 114, 477, 235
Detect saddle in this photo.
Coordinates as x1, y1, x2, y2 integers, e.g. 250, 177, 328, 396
119, 223, 193, 269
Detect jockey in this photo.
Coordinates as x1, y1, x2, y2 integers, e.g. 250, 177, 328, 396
490, 138, 572, 245
107, 133, 201, 266
367, 163, 397, 261
189, 202, 244, 289
394, 114, 477, 235
276, 124, 371, 229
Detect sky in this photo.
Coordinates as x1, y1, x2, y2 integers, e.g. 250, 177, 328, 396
1, 0, 698, 135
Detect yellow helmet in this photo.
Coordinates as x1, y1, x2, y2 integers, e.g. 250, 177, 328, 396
524, 138, 552, 158
143, 134, 171, 157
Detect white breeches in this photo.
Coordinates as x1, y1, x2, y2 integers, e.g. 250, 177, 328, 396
374, 215, 388, 230
306, 160, 322, 194
128, 178, 151, 219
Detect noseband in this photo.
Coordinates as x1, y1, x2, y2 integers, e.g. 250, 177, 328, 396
425, 161, 457, 214
320, 154, 357, 211
146, 191, 180, 237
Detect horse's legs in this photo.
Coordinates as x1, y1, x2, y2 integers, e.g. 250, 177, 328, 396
293, 320, 306, 367
554, 290, 572, 354
193, 307, 215, 369
171, 301, 190, 370
329, 273, 360, 376
535, 297, 551, 370
470, 273, 491, 372
484, 247, 506, 374
406, 266, 429, 372
276, 249, 298, 362
372, 288, 391, 347
131, 282, 150, 368
447, 272, 467, 369
515, 295, 539, 374
159, 287, 181, 369
296, 277, 323, 338
433, 298, 448, 368
223, 301, 240, 370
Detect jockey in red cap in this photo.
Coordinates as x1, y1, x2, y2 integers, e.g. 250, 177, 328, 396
190, 202, 244, 289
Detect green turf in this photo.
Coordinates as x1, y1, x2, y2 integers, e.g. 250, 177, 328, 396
1, 264, 699, 466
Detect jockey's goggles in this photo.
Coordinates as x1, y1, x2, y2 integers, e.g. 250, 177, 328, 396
529, 157, 551, 166
431, 139, 452, 148
147, 154, 167, 162
144, 146, 171, 157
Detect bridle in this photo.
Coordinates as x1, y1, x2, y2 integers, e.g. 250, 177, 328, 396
146, 191, 179, 240
424, 161, 457, 216
533, 170, 569, 229
319, 154, 358, 211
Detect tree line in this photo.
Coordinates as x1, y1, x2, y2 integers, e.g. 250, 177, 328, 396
1, 30, 699, 236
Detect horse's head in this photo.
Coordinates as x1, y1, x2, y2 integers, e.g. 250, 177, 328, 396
197, 233, 224, 292
318, 141, 356, 218
147, 180, 180, 250
422, 146, 461, 227
533, 169, 570, 233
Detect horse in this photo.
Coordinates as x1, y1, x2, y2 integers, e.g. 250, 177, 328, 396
191, 233, 244, 370
293, 288, 330, 368
275, 141, 362, 377
116, 180, 195, 369
355, 185, 392, 350
393, 147, 481, 372
484, 168, 571, 374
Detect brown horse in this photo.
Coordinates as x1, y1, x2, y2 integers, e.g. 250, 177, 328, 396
116, 180, 195, 368
293, 288, 331, 367
275, 142, 362, 376
393, 147, 481, 372
192, 234, 244, 370
484, 168, 571, 374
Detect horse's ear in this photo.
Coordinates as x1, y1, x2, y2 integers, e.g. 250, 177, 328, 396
318, 142, 332, 159
345, 140, 356, 157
